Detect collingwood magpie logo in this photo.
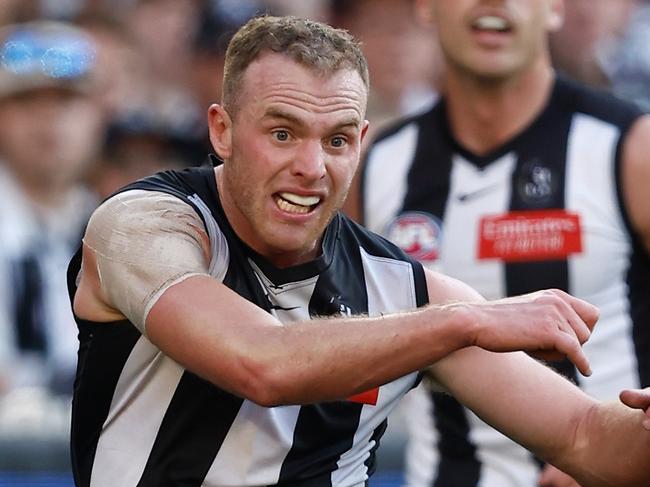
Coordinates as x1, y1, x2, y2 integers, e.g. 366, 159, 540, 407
517, 158, 556, 204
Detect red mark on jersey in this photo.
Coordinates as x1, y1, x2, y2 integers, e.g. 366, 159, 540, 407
347, 387, 379, 405
478, 210, 582, 262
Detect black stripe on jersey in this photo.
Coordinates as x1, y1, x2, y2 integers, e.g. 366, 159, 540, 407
278, 245, 369, 484
431, 392, 481, 487
402, 105, 453, 219
67, 248, 143, 487
504, 81, 578, 385
136, 373, 244, 487
359, 110, 434, 222
277, 402, 365, 485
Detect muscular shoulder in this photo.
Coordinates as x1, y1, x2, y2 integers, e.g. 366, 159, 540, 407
620, 114, 650, 252
85, 190, 208, 261
81, 190, 212, 332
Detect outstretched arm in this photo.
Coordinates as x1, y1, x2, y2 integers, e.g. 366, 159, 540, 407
75, 190, 597, 407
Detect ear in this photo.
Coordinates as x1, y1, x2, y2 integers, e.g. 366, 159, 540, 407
207, 104, 233, 160
546, 0, 565, 32
360, 120, 370, 145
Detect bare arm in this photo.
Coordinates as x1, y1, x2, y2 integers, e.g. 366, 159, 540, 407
75, 192, 597, 407
146, 274, 468, 406
621, 114, 650, 254
145, 266, 598, 406
426, 274, 650, 487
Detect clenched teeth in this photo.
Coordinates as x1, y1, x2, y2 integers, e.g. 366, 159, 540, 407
279, 192, 321, 206
473, 16, 509, 31
275, 192, 321, 214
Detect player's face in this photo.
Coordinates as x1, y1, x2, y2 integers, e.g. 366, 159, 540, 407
418, 0, 564, 80
210, 52, 369, 267
0, 89, 104, 189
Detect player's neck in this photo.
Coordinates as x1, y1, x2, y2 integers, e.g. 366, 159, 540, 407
443, 61, 555, 156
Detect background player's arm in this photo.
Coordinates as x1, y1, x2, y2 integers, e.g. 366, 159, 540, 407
621, 114, 650, 254
424, 271, 650, 487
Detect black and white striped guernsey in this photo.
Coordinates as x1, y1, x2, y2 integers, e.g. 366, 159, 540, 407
67, 165, 429, 487
361, 76, 650, 487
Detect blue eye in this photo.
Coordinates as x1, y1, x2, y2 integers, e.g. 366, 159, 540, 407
273, 130, 289, 142
331, 136, 347, 148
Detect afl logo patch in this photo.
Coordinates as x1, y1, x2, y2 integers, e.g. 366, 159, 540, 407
385, 212, 442, 262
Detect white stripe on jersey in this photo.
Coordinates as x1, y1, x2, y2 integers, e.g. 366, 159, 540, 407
566, 113, 639, 399
189, 194, 229, 281
402, 385, 439, 487
91, 339, 185, 487
360, 247, 418, 314
364, 124, 420, 233
205, 402, 303, 485
440, 153, 516, 299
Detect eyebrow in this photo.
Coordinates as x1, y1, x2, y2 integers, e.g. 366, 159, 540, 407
263, 107, 361, 130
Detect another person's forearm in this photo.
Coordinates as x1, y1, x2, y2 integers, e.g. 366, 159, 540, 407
555, 400, 650, 487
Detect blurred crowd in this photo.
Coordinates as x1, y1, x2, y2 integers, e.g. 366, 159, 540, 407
0, 0, 648, 467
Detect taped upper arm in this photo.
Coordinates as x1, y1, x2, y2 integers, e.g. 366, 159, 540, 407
82, 189, 211, 333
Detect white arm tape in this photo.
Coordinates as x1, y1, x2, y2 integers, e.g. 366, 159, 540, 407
83, 189, 212, 334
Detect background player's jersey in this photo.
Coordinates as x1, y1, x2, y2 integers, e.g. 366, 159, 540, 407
361, 76, 649, 487
68, 165, 429, 487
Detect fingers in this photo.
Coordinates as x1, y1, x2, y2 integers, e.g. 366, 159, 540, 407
562, 310, 591, 345
549, 289, 599, 333
553, 331, 592, 377
620, 388, 650, 410
538, 464, 583, 487
620, 388, 649, 408
620, 388, 650, 431
543, 295, 592, 375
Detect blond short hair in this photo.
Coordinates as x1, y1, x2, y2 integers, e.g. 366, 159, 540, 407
222, 15, 369, 115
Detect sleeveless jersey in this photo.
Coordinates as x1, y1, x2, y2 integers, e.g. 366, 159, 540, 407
67, 165, 429, 487
361, 77, 649, 487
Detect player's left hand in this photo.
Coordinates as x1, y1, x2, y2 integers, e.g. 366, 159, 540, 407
538, 464, 582, 487
620, 387, 650, 430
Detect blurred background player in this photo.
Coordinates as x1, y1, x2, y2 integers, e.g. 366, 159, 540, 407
0, 20, 105, 435
360, 0, 650, 486
327, 0, 443, 220
550, 0, 650, 111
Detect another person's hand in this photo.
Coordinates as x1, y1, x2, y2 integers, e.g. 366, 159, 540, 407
620, 387, 650, 430
538, 464, 582, 487
467, 289, 598, 377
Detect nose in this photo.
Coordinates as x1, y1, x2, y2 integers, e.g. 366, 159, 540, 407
290, 140, 326, 181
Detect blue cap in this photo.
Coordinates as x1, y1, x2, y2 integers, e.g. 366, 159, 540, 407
0, 20, 97, 99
